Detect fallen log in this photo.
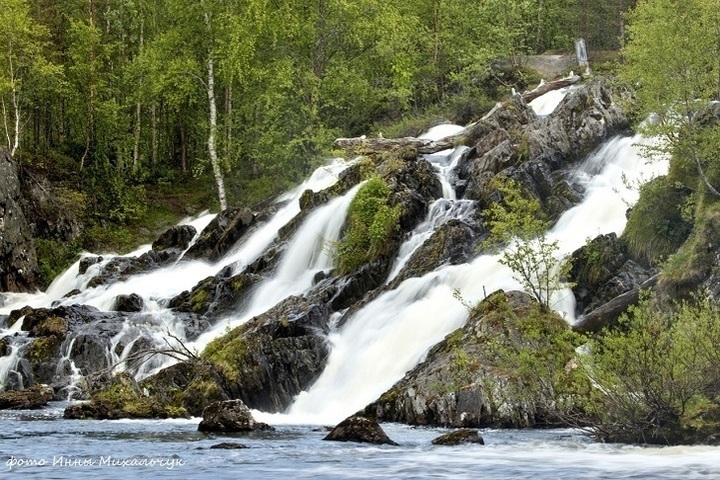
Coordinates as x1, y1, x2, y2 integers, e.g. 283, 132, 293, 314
333, 135, 456, 155
521, 75, 581, 104
572, 275, 658, 334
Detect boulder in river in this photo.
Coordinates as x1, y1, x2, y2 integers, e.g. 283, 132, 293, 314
198, 399, 273, 432
431, 428, 485, 445
323, 416, 398, 445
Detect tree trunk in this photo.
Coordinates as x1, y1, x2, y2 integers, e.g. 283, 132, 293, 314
201, 0, 228, 211
133, 101, 142, 172
151, 102, 157, 166
206, 54, 227, 211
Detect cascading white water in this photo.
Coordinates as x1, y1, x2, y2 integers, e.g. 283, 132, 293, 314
262, 133, 668, 425
190, 183, 362, 352
0, 159, 354, 386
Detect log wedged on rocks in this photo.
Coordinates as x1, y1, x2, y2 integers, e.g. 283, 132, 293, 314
573, 275, 659, 334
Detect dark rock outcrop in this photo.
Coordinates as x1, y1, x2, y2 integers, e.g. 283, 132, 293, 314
0, 384, 54, 409
112, 293, 145, 312
167, 271, 260, 318
323, 416, 398, 445
570, 233, 656, 317
209, 442, 249, 449
0, 150, 39, 292
431, 429, 485, 445
198, 399, 273, 432
184, 208, 255, 261
202, 296, 332, 413
152, 224, 197, 252
364, 291, 578, 428
457, 80, 629, 215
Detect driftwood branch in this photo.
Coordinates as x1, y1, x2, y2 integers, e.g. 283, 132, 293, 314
334, 76, 581, 155
572, 275, 658, 334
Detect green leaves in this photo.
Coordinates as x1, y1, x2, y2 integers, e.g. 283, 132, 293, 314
483, 178, 572, 308
580, 292, 720, 444
336, 176, 401, 274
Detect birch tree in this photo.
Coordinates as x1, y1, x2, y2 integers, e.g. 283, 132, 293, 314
0, 0, 57, 156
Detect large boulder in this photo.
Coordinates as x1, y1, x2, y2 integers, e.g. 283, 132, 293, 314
0, 384, 54, 409
201, 296, 332, 413
323, 416, 398, 445
364, 291, 580, 428
198, 399, 273, 432
0, 150, 39, 292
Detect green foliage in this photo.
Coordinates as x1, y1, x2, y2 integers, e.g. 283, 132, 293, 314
336, 176, 401, 274
580, 292, 720, 444
35, 238, 81, 288
481, 299, 586, 421
620, 0, 720, 199
622, 176, 693, 266
483, 178, 573, 308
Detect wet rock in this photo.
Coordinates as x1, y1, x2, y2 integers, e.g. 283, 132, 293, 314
79, 256, 103, 275
86, 249, 180, 289
184, 207, 255, 261
203, 296, 332, 413
198, 400, 273, 432
152, 224, 197, 252
323, 416, 398, 445
457, 80, 630, 214
112, 293, 145, 312
167, 272, 260, 319
209, 442, 249, 449
0, 384, 54, 409
391, 217, 482, 286
0, 150, 39, 292
431, 429, 485, 445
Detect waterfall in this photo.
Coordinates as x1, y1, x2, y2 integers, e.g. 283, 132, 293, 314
263, 133, 668, 425
190, 183, 362, 353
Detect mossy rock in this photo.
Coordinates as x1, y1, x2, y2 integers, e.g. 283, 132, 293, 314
27, 336, 61, 362
67, 372, 190, 420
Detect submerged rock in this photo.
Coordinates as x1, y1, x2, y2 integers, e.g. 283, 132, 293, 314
323, 416, 398, 445
198, 400, 273, 432
431, 429, 485, 446
0, 384, 54, 409
209, 442, 249, 449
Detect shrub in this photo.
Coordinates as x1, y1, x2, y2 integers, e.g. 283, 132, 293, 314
336, 176, 401, 274
579, 292, 720, 444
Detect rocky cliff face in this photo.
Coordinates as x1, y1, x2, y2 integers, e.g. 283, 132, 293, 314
0, 151, 39, 292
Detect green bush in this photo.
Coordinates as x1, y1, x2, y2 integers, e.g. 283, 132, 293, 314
580, 292, 720, 445
622, 176, 692, 266
336, 176, 401, 274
